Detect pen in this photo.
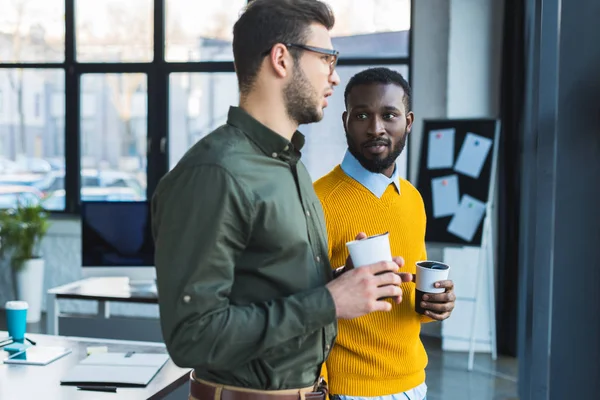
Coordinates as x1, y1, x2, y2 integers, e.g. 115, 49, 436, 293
77, 385, 118, 393
25, 337, 36, 346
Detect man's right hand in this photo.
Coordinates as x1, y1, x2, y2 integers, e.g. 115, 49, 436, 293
326, 261, 404, 319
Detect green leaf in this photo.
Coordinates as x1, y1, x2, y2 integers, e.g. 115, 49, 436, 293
0, 199, 50, 271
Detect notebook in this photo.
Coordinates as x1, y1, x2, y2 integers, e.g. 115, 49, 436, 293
60, 352, 170, 387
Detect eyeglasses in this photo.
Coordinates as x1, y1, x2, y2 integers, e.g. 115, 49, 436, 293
262, 43, 339, 75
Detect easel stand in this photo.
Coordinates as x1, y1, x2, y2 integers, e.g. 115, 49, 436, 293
466, 205, 498, 370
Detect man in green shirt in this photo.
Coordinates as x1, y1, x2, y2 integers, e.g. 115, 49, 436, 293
151, 0, 409, 398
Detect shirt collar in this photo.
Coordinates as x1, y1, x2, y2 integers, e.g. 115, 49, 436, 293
340, 150, 401, 198
226, 106, 305, 164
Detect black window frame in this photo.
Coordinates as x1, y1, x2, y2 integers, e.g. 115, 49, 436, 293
0, 0, 412, 214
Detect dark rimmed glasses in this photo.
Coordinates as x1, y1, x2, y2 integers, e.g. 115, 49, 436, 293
262, 43, 339, 75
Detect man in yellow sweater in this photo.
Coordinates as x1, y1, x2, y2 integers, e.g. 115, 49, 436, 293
314, 67, 456, 400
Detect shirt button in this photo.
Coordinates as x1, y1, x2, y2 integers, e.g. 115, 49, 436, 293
325, 344, 330, 352
271, 152, 278, 158
283, 145, 289, 151
305, 210, 311, 217
183, 295, 191, 303
316, 256, 321, 262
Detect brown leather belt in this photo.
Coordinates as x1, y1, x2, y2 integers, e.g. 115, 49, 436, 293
189, 372, 327, 400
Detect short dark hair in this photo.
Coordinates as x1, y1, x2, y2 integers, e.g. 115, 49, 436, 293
344, 67, 412, 112
232, 0, 335, 94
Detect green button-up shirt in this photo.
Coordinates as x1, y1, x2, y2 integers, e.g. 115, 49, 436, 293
151, 106, 337, 390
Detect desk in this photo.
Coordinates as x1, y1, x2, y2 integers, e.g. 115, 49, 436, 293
0, 332, 190, 400
47, 277, 160, 341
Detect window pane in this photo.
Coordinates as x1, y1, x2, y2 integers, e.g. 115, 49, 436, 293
299, 64, 409, 181
326, 0, 410, 58
0, 69, 65, 210
168, 73, 239, 168
0, 0, 65, 63
76, 0, 153, 62
79, 74, 147, 206
165, 0, 247, 62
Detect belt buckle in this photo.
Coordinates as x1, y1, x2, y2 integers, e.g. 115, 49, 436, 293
315, 376, 328, 397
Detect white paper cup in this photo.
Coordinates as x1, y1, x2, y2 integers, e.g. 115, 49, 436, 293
415, 261, 450, 314
346, 232, 392, 267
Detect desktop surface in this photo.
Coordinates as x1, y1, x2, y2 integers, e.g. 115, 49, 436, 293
49, 277, 158, 304
0, 332, 189, 400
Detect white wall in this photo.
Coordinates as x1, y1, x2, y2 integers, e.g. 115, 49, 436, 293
410, 0, 450, 184
411, 0, 504, 338
446, 0, 504, 118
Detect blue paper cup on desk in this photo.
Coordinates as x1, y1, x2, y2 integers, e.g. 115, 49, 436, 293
5, 301, 28, 341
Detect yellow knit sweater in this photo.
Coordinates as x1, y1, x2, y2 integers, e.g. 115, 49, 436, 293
314, 165, 431, 397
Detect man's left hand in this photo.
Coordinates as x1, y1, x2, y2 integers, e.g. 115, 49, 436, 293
420, 280, 455, 321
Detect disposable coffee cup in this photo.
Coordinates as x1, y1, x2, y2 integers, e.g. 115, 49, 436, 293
5, 301, 28, 341
346, 232, 392, 268
415, 261, 450, 315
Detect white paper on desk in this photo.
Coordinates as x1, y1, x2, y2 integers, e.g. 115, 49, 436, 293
454, 133, 493, 178
80, 353, 169, 367
447, 194, 486, 242
60, 352, 170, 386
427, 128, 455, 169
431, 174, 460, 218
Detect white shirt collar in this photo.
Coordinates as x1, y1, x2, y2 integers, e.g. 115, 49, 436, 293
340, 150, 401, 198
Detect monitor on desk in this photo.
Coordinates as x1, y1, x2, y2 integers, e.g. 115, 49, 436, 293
81, 201, 156, 288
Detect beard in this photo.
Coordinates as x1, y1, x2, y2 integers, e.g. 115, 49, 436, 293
347, 132, 407, 174
283, 65, 323, 125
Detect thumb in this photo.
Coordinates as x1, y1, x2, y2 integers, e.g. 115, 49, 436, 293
355, 232, 368, 240
397, 272, 413, 283
392, 256, 405, 268
372, 300, 393, 312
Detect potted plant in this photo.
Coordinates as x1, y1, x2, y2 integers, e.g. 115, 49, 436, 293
0, 200, 50, 323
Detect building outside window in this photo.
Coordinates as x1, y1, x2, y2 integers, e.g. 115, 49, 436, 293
0, 0, 411, 212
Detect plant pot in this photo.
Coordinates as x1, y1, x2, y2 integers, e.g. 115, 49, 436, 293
15, 258, 45, 323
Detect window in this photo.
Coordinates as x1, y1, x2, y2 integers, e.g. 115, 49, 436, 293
0, 69, 65, 209
34, 93, 41, 118
169, 73, 239, 168
0, 0, 411, 213
327, 0, 411, 59
0, 0, 65, 63
166, 0, 247, 62
76, 0, 153, 62
80, 74, 147, 202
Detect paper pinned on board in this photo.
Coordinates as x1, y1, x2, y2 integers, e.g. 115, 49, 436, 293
453, 133, 493, 178
431, 174, 460, 218
427, 128, 455, 170
447, 194, 486, 242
